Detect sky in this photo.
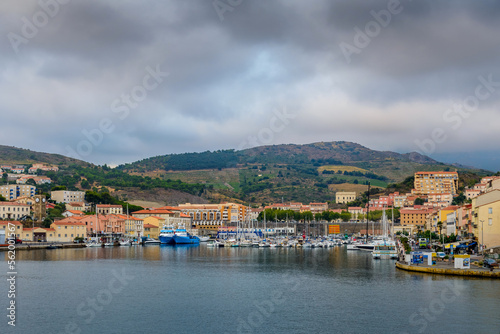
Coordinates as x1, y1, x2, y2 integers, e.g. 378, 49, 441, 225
1, 0, 499, 171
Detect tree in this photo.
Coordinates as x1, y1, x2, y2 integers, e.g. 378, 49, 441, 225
340, 212, 351, 222
414, 198, 425, 205
51, 185, 67, 191
26, 178, 37, 186
0, 194, 6, 202
452, 193, 466, 206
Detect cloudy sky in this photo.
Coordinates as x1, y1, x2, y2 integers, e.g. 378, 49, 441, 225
1, 0, 500, 171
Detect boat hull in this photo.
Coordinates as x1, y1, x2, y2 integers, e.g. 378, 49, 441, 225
173, 235, 200, 244
159, 236, 175, 245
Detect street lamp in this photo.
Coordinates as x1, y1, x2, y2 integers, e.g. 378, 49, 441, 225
480, 220, 484, 257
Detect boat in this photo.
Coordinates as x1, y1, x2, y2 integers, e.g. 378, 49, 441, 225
120, 240, 132, 246
159, 226, 175, 245
144, 238, 161, 245
86, 242, 101, 247
172, 226, 200, 245
197, 236, 210, 242
372, 240, 398, 259
104, 242, 115, 247
355, 243, 375, 252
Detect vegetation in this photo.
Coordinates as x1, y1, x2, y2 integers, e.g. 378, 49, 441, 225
84, 190, 143, 213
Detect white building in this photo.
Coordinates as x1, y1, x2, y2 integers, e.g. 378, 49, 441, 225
51, 190, 85, 203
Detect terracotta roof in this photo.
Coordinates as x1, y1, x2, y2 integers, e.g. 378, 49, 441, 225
132, 209, 174, 214
143, 224, 157, 228
415, 171, 458, 175
0, 221, 23, 225
157, 206, 181, 211
51, 221, 86, 226
0, 202, 29, 206
66, 210, 84, 215
96, 204, 122, 208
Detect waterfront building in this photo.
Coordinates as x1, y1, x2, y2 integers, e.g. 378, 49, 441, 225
22, 227, 57, 242
413, 171, 459, 196
472, 189, 500, 249
96, 204, 123, 215
132, 207, 191, 228
116, 214, 144, 238
177, 203, 246, 228
0, 202, 30, 220
0, 184, 36, 200
51, 190, 85, 203
50, 221, 87, 242
0, 221, 24, 239
143, 223, 159, 239
335, 192, 356, 204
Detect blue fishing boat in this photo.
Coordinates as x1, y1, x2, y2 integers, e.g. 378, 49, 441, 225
172, 226, 200, 244
159, 226, 175, 244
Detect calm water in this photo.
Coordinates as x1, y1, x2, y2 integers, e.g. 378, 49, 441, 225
1, 245, 499, 334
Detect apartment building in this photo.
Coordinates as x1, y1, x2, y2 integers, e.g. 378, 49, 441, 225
51, 190, 85, 203
413, 171, 459, 195
0, 184, 36, 200
472, 189, 500, 249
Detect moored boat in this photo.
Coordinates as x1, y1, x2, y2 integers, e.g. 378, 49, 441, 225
159, 226, 175, 244
172, 226, 200, 245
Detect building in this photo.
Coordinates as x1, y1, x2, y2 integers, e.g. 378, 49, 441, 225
472, 189, 500, 250
96, 204, 123, 215
22, 227, 57, 242
143, 224, 159, 239
427, 193, 453, 206
50, 221, 87, 242
0, 221, 24, 239
335, 192, 356, 204
0, 184, 36, 200
66, 202, 88, 212
62, 210, 85, 218
348, 207, 364, 220
0, 202, 30, 220
116, 215, 144, 238
16, 175, 52, 185
51, 190, 85, 203
309, 202, 328, 213
177, 203, 246, 229
413, 171, 459, 196
400, 208, 434, 229
28, 164, 59, 173
465, 189, 481, 200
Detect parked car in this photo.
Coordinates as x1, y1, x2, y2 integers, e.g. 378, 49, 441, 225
483, 258, 499, 269
7, 238, 22, 244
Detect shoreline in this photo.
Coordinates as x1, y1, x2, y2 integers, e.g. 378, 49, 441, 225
395, 261, 500, 278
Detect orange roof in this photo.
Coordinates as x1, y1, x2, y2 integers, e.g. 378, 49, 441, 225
96, 204, 122, 208
157, 206, 181, 211
0, 221, 23, 225
143, 224, 157, 228
67, 210, 84, 215
132, 209, 174, 214
441, 205, 460, 211
51, 221, 86, 226
180, 213, 191, 218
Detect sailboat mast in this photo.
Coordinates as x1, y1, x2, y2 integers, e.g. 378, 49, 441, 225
366, 182, 370, 242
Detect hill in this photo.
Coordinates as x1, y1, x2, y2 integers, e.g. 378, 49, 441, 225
116, 141, 490, 204
0, 145, 90, 167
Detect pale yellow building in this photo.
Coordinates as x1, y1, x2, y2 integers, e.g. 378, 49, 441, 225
413, 171, 459, 196
0, 202, 30, 220
335, 192, 356, 204
96, 204, 123, 215
50, 221, 87, 242
143, 224, 159, 239
472, 189, 500, 249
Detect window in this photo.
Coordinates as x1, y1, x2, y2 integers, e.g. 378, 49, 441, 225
488, 208, 493, 214
489, 218, 493, 226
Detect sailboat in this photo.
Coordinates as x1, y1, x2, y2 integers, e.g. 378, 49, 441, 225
372, 211, 398, 259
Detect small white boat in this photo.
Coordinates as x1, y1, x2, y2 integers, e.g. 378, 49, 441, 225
120, 240, 132, 246
197, 236, 210, 242
86, 242, 101, 247
144, 238, 161, 245
104, 242, 115, 247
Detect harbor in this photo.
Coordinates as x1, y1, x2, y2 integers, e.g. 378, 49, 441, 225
3, 244, 499, 334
